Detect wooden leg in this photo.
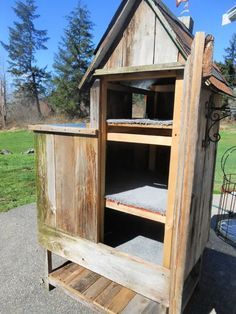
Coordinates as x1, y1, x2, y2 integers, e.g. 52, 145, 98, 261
45, 250, 54, 291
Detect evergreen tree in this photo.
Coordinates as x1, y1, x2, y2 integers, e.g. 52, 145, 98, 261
1, 0, 49, 117
51, 2, 94, 117
216, 33, 236, 86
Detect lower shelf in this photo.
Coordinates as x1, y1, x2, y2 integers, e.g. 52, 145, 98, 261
49, 262, 165, 314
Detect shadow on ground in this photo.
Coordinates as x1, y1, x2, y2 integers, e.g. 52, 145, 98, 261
185, 215, 236, 314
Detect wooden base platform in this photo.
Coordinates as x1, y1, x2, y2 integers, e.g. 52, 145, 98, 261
49, 262, 166, 314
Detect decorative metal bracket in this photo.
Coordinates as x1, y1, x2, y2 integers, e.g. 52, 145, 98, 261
202, 94, 231, 148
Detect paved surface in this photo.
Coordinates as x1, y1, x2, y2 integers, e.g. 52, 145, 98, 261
0, 197, 235, 314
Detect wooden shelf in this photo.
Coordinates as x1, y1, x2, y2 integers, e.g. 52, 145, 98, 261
49, 262, 162, 314
107, 122, 172, 129
105, 199, 166, 224
107, 133, 172, 146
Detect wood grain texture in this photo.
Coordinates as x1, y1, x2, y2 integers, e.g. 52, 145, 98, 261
45, 135, 56, 227
95, 63, 184, 77
103, 0, 180, 69
107, 133, 172, 146
36, 131, 99, 242
154, 17, 178, 64
29, 124, 97, 135
49, 262, 166, 313
163, 74, 183, 268
184, 91, 220, 278
74, 135, 99, 241
90, 79, 100, 129
168, 32, 206, 314
36, 133, 54, 228
123, 0, 156, 67
105, 199, 166, 224
39, 225, 170, 306
55, 134, 76, 235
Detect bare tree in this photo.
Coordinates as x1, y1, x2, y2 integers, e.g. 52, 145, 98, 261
0, 75, 6, 129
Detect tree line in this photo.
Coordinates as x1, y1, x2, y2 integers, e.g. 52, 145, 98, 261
0, 0, 235, 124
1, 0, 94, 121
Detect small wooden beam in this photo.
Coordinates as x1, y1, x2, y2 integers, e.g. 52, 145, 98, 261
107, 133, 172, 146
28, 124, 98, 136
150, 85, 175, 93
95, 63, 184, 77
108, 82, 153, 95
105, 199, 166, 224
45, 250, 54, 291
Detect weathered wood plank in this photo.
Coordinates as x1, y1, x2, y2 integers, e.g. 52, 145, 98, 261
74, 136, 99, 241
107, 133, 172, 146
35, 133, 50, 227
45, 134, 56, 228
163, 74, 183, 268
48, 274, 106, 314
83, 277, 112, 300
150, 84, 175, 92
39, 225, 170, 306
168, 32, 206, 314
29, 124, 97, 135
95, 63, 184, 77
55, 135, 76, 235
154, 17, 178, 64
71, 270, 100, 293
94, 282, 123, 308
99, 79, 108, 242
107, 287, 136, 313
105, 199, 166, 224
63, 264, 85, 285
90, 79, 100, 129
121, 294, 154, 314
122, 0, 156, 67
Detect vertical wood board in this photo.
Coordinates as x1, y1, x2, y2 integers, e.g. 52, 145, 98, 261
163, 74, 183, 268
45, 134, 56, 228
154, 17, 178, 64
55, 134, 76, 235
90, 79, 100, 129
74, 135, 99, 241
168, 32, 206, 314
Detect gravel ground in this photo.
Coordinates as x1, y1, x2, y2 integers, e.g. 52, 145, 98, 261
0, 197, 235, 314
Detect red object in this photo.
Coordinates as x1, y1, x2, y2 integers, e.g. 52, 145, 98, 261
176, 0, 188, 7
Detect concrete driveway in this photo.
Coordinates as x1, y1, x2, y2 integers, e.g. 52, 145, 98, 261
0, 198, 235, 314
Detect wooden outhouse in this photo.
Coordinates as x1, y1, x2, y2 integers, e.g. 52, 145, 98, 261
30, 1, 233, 313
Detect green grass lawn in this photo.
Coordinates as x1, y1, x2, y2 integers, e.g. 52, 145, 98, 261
0, 129, 35, 212
214, 124, 236, 193
0, 124, 235, 212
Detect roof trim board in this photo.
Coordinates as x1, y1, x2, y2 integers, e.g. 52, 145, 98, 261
79, 0, 139, 89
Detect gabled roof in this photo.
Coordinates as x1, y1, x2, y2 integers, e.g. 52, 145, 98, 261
79, 0, 193, 89
79, 0, 233, 97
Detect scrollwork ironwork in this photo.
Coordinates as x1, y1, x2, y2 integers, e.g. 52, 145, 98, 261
202, 94, 230, 147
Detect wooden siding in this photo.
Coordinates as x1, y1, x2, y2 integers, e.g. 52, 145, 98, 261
104, 0, 178, 69
35, 133, 99, 242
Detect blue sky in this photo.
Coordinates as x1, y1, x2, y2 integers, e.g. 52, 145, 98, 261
0, 0, 235, 76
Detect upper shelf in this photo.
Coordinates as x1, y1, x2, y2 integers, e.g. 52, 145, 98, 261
28, 124, 98, 136
107, 119, 173, 145
107, 119, 173, 129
